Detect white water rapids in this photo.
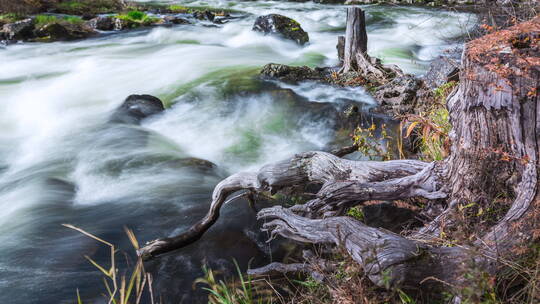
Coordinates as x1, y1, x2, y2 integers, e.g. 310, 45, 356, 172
0, 1, 475, 302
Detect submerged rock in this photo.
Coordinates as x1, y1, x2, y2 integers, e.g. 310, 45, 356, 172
260, 63, 326, 84
2, 18, 35, 41
253, 14, 309, 45
109, 94, 165, 125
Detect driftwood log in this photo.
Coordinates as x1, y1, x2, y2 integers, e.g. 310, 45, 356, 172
139, 13, 540, 299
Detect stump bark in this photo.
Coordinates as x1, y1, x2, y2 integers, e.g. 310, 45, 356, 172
139, 15, 540, 300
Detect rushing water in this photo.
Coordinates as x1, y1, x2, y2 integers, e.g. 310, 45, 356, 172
0, 1, 475, 303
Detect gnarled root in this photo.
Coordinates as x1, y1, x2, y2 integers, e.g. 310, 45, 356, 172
137, 151, 439, 260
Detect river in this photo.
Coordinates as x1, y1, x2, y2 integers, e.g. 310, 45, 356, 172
0, 1, 475, 303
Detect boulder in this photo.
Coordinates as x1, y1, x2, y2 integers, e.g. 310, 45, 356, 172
374, 74, 422, 116
2, 18, 35, 41
252, 14, 309, 45
109, 94, 165, 125
34, 22, 96, 41
423, 46, 462, 89
86, 16, 115, 31
260, 63, 325, 84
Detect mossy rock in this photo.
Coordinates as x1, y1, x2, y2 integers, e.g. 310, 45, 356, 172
32, 14, 96, 41
260, 63, 326, 84
252, 14, 309, 45
55, 0, 125, 16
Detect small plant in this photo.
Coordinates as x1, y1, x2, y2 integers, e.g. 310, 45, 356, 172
347, 206, 364, 221
352, 122, 395, 160
400, 81, 456, 161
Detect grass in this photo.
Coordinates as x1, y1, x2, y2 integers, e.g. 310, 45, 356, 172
63, 224, 155, 304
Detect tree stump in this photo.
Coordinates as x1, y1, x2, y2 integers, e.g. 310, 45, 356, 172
340, 7, 367, 73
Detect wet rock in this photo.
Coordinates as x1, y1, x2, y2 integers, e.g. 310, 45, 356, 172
260, 63, 325, 84
253, 14, 309, 45
2, 18, 35, 41
34, 22, 96, 41
164, 16, 191, 25
109, 94, 165, 125
374, 74, 422, 116
86, 15, 115, 31
362, 201, 425, 233
423, 46, 462, 89
193, 10, 215, 22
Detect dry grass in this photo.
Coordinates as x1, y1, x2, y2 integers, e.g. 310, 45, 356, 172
63, 224, 156, 304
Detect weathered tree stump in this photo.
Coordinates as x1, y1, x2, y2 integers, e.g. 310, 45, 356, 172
340, 7, 367, 73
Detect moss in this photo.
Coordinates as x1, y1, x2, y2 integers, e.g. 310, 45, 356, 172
115, 10, 159, 27
168, 5, 189, 13
0, 13, 26, 24
34, 14, 83, 27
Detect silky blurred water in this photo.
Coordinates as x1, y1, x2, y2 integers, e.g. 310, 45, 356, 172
0, 1, 475, 303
